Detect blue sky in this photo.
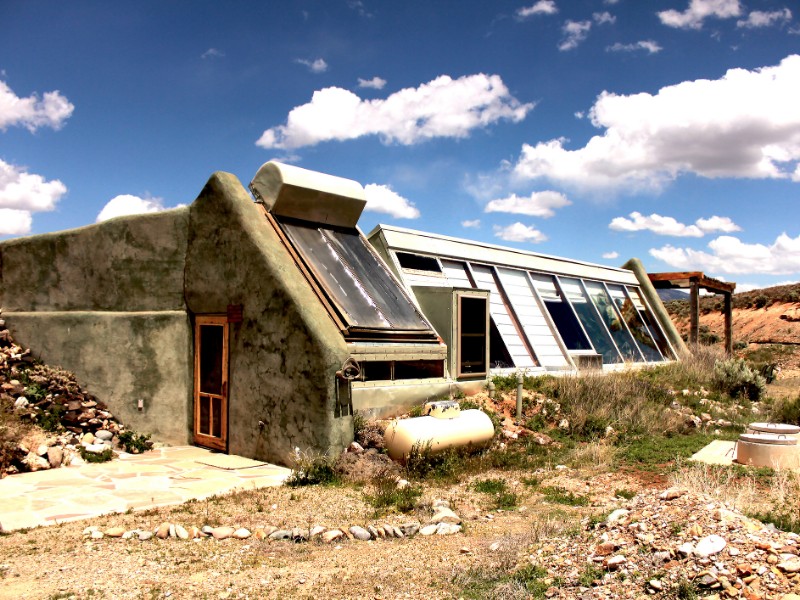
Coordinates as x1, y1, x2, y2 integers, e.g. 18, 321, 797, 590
1, 0, 799, 291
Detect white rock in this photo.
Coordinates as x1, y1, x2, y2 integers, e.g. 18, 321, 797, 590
83, 443, 107, 454
396, 479, 410, 490
13, 397, 28, 410
605, 555, 627, 570
233, 528, 251, 539
694, 535, 726, 558
349, 526, 371, 541
175, 525, 189, 540
606, 509, 629, 524
419, 524, 438, 536
95, 430, 113, 441
435, 523, 461, 535
677, 542, 695, 556
321, 529, 344, 543
430, 507, 461, 525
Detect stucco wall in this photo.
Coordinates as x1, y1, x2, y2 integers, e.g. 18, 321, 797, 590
185, 172, 353, 465
0, 209, 193, 445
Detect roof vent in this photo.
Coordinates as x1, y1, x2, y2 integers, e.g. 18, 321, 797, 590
250, 161, 367, 229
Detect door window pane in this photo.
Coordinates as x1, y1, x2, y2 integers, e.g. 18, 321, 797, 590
199, 325, 223, 395
459, 295, 488, 375
199, 395, 210, 436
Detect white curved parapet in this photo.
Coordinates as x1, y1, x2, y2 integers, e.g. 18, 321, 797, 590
249, 161, 367, 229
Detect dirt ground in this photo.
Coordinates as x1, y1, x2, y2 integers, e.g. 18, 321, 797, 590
0, 462, 653, 600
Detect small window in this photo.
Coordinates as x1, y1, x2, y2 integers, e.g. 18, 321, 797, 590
396, 252, 442, 273
359, 360, 444, 381
458, 294, 488, 376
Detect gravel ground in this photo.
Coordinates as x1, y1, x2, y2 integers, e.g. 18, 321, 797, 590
0, 465, 643, 600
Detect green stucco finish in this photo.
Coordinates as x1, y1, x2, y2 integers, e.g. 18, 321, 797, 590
185, 172, 353, 465
0, 172, 355, 466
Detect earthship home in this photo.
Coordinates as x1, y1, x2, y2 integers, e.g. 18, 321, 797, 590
0, 162, 684, 465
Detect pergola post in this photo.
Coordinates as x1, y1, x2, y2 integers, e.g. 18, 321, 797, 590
724, 291, 733, 355
689, 281, 699, 346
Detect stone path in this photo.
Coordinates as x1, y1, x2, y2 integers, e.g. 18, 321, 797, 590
0, 446, 290, 531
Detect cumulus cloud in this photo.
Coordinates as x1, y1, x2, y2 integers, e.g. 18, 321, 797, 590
358, 76, 386, 90
201, 48, 224, 59
517, 1, 558, 19
363, 184, 420, 218
602, 251, 619, 259
0, 159, 65, 213
494, 222, 547, 243
658, 0, 741, 29
0, 160, 67, 235
737, 8, 792, 29
256, 73, 533, 150
485, 191, 570, 218
559, 20, 592, 51
0, 209, 33, 236
0, 80, 74, 132
650, 232, 800, 275
607, 40, 663, 53
609, 212, 741, 237
513, 55, 800, 195
96, 195, 169, 223
295, 58, 328, 73
462, 219, 481, 228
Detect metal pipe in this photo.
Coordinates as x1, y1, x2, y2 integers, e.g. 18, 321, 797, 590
516, 372, 523, 422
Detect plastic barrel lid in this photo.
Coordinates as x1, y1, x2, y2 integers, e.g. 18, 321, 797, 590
740, 433, 798, 446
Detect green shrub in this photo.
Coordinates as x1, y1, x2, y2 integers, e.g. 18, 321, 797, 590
713, 357, 766, 401
286, 452, 340, 487
37, 404, 65, 432
117, 430, 151, 454
79, 446, 113, 463
364, 471, 422, 515
473, 477, 508, 495
539, 485, 588, 506
770, 394, 800, 426
753, 295, 769, 309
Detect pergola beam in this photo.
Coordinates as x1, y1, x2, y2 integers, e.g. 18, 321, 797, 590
648, 271, 736, 354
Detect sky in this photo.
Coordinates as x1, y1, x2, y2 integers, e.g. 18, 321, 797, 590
1, 0, 799, 292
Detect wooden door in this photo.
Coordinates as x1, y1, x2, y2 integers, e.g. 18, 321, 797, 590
193, 316, 228, 451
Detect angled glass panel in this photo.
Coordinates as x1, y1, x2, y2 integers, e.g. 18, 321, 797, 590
629, 287, 674, 360
607, 284, 663, 362
531, 275, 591, 352
280, 221, 433, 332
559, 277, 622, 364
584, 281, 644, 362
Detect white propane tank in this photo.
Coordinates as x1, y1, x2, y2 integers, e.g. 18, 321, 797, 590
384, 407, 495, 461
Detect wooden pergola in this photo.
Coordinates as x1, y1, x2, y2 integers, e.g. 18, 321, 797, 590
648, 271, 736, 354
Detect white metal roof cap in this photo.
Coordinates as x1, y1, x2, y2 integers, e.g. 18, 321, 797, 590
250, 161, 367, 228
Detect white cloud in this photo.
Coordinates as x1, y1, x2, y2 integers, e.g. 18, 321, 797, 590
607, 40, 663, 53
559, 20, 592, 51
96, 195, 168, 223
650, 232, 800, 275
485, 191, 570, 218
658, 0, 741, 30
737, 8, 792, 29
363, 184, 420, 218
257, 74, 533, 150
602, 251, 619, 259
0, 80, 74, 132
295, 58, 328, 73
609, 212, 741, 237
593, 11, 616, 25
0, 209, 33, 235
357, 76, 386, 90
462, 219, 481, 228
517, 1, 558, 19
513, 55, 800, 195
0, 159, 66, 214
201, 48, 224, 59
493, 222, 547, 243
695, 215, 741, 233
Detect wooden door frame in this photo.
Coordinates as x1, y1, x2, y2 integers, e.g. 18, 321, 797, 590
193, 315, 229, 451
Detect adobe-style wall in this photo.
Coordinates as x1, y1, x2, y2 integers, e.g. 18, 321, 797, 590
185, 172, 354, 465
0, 210, 194, 444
